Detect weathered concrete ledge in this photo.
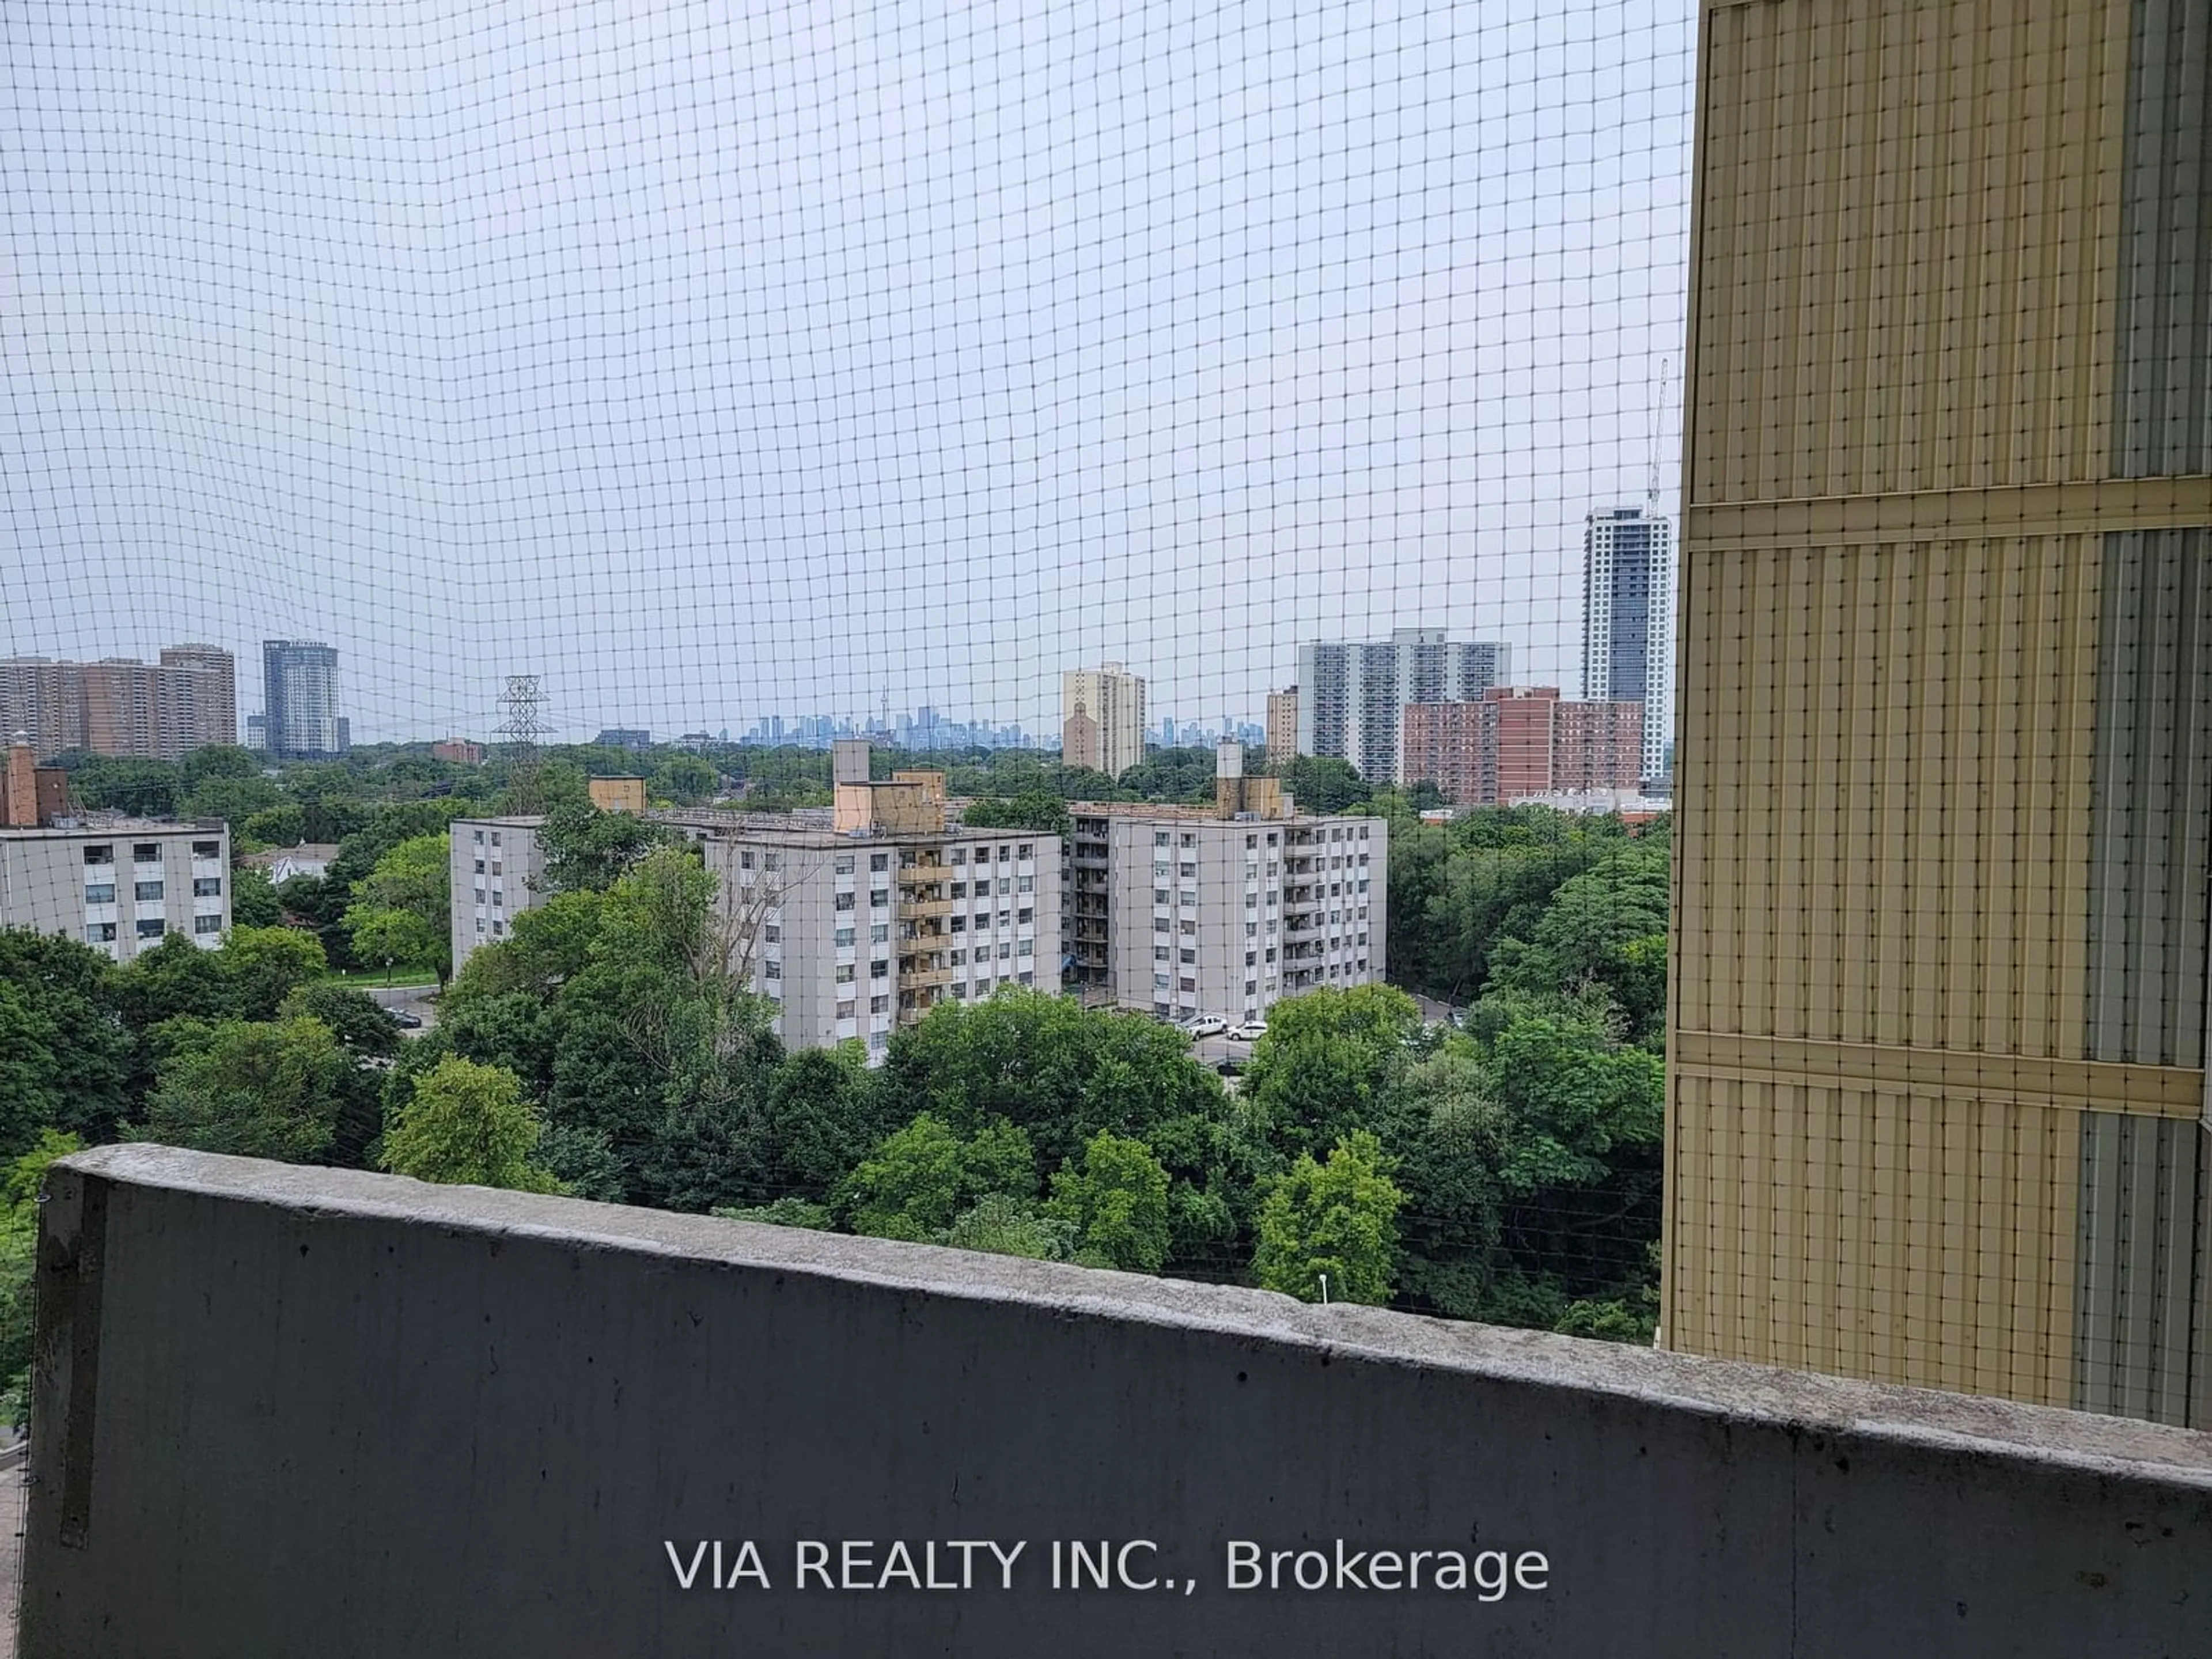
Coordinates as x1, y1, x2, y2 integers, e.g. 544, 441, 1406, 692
23, 1145, 2212, 1658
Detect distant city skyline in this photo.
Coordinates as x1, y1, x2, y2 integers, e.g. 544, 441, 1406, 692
5, 0, 1694, 744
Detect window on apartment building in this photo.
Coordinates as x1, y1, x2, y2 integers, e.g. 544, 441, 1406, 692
835, 854, 855, 874
870, 995, 889, 1013
1244, 980, 1257, 997
492, 921, 504, 935
1180, 920, 1195, 936
994, 877, 1009, 895
134, 881, 163, 902
764, 961, 781, 979
1245, 951, 1257, 967
950, 915, 965, 931
997, 846, 1010, 862
1154, 888, 1169, 906
1017, 843, 1033, 859
183, 915, 215, 937
1179, 949, 1195, 965
475, 919, 486, 935
192, 840, 220, 859
1153, 945, 1169, 961
1265, 948, 1277, 964
1245, 922, 1257, 938
993, 942, 1007, 960
85, 923, 116, 944
1153, 917, 1169, 934
835, 892, 855, 911
1245, 892, 1257, 910
474, 859, 486, 874
871, 959, 888, 978
868, 923, 887, 943
85, 883, 115, 904
950, 881, 966, 898
764, 853, 782, 872
1017, 940, 1032, 957
1016, 874, 1033, 892
1154, 973, 1171, 990
83, 846, 113, 866
1179, 976, 1196, 992
135, 919, 165, 939
836, 964, 855, 983
192, 877, 222, 897
1154, 831, 1169, 847
475, 887, 487, 905
763, 925, 781, 944
951, 984, 968, 1000
1178, 862, 1195, 878
491, 833, 502, 849
951, 849, 966, 865
835, 927, 854, 948
1017, 907, 1032, 925
949, 948, 966, 966
472, 830, 484, 846
870, 888, 889, 908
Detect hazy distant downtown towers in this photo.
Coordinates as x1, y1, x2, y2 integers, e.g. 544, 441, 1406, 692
1295, 629, 1511, 785
261, 641, 347, 760
1580, 504, 1675, 785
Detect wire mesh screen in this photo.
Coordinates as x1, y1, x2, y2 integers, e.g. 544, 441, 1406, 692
12, 0, 2203, 1426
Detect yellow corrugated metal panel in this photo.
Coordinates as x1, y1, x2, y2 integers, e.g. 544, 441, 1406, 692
1688, 0, 2127, 504
1672, 534, 2103, 1057
1666, 1073, 2081, 1404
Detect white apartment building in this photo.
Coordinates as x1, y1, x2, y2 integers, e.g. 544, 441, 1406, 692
0, 821, 232, 961
449, 787, 1061, 1063
450, 817, 551, 970
1296, 629, 1513, 783
1065, 800, 1386, 1025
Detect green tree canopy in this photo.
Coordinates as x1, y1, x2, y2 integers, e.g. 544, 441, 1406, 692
880, 988, 1219, 1172
1273, 756, 1371, 813
0, 930, 136, 1142
1251, 1130, 1403, 1305
132, 1015, 353, 1163
380, 1055, 559, 1192
960, 790, 1073, 837
1047, 1130, 1172, 1271
537, 800, 679, 894
346, 831, 453, 984
228, 864, 284, 926
839, 1113, 1037, 1242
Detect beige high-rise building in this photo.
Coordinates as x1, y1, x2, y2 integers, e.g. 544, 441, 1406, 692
1667, 0, 2211, 1429
1264, 688, 1299, 762
1062, 662, 1146, 781
0, 647, 237, 760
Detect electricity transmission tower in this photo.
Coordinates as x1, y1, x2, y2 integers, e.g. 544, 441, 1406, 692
496, 674, 547, 813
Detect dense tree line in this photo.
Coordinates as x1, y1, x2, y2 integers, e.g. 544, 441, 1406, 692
0, 789, 1668, 1426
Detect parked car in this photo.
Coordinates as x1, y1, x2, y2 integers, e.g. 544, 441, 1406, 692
1214, 1057, 1244, 1078
1181, 1014, 1228, 1039
1226, 1019, 1268, 1042
386, 1009, 425, 1029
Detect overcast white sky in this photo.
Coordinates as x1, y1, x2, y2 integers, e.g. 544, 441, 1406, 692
5, 0, 1695, 742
